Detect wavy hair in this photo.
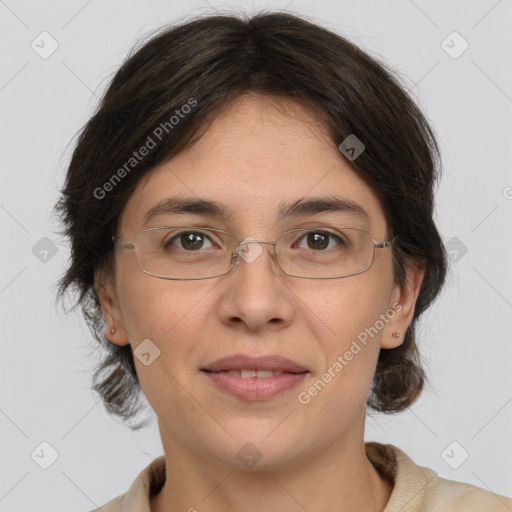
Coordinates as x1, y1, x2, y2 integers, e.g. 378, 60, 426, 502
54, 11, 447, 429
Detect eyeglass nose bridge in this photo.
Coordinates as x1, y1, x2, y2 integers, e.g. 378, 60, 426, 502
230, 239, 278, 267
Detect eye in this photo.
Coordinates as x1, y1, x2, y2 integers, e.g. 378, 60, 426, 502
293, 230, 347, 251
163, 230, 218, 251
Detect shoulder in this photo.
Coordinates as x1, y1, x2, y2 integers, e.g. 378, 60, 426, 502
421, 475, 512, 511
88, 455, 166, 512
365, 442, 512, 512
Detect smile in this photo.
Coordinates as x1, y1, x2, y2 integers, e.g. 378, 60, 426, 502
225, 369, 284, 378
202, 370, 308, 400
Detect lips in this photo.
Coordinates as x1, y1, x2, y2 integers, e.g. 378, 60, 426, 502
201, 354, 309, 400
226, 369, 284, 378
201, 354, 308, 374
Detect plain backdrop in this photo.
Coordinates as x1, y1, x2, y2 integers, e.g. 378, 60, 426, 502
1, 1, 511, 511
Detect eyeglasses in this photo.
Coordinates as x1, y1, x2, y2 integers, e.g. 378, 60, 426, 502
112, 226, 397, 280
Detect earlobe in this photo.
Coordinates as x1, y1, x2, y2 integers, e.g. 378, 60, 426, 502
94, 269, 130, 346
381, 265, 425, 349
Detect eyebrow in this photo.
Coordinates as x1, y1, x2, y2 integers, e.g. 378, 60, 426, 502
142, 195, 370, 226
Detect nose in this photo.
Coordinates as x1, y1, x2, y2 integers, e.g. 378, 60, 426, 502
217, 239, 295, 332
232, 239, 277, 268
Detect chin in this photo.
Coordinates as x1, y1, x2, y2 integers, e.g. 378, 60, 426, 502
198, 423, 307, 470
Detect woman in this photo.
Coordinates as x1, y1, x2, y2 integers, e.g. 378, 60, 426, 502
55, 11, 512, 512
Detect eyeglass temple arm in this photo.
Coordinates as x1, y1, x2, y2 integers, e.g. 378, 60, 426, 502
374, 235, 399, 249
112, 236, 135, 251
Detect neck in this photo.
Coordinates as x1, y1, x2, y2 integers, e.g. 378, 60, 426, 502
150, 420, 393, 512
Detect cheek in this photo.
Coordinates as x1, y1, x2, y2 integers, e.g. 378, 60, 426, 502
116, 270, 218, 374
301, 268, 393, 348
295, 268, 394, 400
117, 268, 199, 336
116, 274, 210, 412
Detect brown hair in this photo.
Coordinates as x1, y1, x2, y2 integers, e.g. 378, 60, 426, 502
54, 11, 447, 429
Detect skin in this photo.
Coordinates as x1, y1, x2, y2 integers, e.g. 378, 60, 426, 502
95, 93, 424, 512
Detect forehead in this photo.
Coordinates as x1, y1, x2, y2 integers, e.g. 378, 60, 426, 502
118, 94, 387, 236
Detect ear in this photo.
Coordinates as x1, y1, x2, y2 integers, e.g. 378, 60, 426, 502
380, 264, 425, 349
94, 268, 130, 346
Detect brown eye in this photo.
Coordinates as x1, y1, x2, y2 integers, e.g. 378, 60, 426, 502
295, 231, 346, 251
163, 231, 214, 251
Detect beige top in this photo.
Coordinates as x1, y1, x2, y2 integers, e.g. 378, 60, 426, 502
91, 442, 512, 511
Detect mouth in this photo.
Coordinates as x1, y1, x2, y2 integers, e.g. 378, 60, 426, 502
206, 369, 296, 378
201, 353, 308, 373
201, 354, 309, 401
201, 370, 308, 401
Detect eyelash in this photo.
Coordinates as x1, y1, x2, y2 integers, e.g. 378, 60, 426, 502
162, 229, 347, 251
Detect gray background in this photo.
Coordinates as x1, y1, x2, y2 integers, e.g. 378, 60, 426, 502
1, 0, 511, 510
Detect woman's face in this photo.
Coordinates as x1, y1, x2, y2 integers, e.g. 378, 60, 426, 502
97, 93, 421, 468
